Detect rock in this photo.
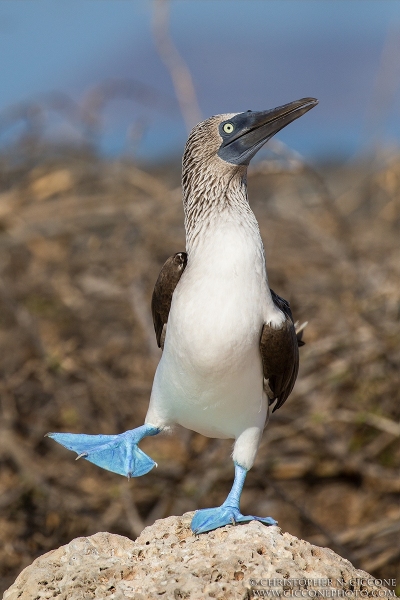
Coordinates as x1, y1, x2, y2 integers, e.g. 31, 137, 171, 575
3, 513, 388, 600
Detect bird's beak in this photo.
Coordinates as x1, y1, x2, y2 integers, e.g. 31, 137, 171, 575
217, 97, 318, 166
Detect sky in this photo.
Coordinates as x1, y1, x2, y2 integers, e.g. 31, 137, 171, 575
1, 0, 400, 161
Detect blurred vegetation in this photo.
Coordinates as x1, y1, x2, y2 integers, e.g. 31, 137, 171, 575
0, 91, 399, 594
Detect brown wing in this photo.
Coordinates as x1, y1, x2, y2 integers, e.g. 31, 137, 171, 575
270, 288, 305, 347
260, 289, 300, 412
151, 252, 187, 349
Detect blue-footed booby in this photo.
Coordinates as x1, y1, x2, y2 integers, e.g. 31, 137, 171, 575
48, 97, 317, 534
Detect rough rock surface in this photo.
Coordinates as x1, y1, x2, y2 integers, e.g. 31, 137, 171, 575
3, 513, 387, 600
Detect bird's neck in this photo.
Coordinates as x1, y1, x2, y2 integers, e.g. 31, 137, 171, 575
182, 163, 261, 253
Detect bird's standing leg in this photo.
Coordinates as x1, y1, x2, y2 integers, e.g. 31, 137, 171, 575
47, 423, 161, 478
191, 462, 277, 534
191, 425, 275, 533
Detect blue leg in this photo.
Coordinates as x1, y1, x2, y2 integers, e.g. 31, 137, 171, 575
191, 462, 277, 534
46, 423, 160, 478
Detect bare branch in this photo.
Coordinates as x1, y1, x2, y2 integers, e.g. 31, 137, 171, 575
152, 0, 202, 133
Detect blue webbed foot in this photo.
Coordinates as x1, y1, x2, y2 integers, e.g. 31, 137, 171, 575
47, 423, 160, 478
191, 505, 277, 534
191, 462, 277, 534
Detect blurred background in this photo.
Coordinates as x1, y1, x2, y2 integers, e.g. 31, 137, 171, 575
0, 0, 399, 593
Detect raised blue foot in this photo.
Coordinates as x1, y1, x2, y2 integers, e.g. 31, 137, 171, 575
191, 462, 277, 534
47, 423, 160, 478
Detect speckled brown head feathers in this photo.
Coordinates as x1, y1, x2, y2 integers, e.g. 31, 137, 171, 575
181, 114, 253, 249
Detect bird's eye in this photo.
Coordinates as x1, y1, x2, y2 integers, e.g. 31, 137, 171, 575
223, 122, 234, 134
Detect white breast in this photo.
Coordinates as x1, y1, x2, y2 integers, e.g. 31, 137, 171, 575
147, 217, 284, 440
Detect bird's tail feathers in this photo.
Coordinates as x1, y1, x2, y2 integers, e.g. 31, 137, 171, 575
294, 320, 308, 347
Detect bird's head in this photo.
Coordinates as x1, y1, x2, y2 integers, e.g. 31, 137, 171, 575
182, 98, 318, 184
